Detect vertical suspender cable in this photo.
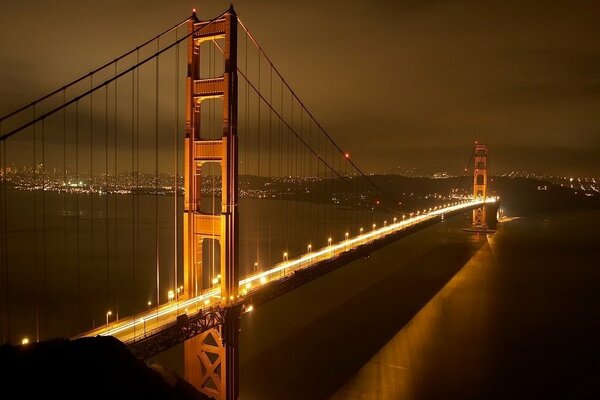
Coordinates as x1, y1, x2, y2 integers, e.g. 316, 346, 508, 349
268, 64, 272, 268
131, 66, 136, 337
1, 135, 7, 343
244, 32, 249, 270
114, 63, 119, 321
105, 85, 110, 314
256, 48, 261, 268
63, 90, 68, 335
32, 108, 39, 342
135, 49, 140, 310
278, 73, 282, 265
89, 76, 95, 326
211, 41, 217, 283
155, 39, 160, 320
174, 27, 179, 303
75, 101, 81, 331
41, 119, 47, 339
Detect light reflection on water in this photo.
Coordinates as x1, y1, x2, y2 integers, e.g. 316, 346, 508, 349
331, 234, 497, 400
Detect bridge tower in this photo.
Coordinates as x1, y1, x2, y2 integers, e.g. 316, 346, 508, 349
472, 143, 488, 228
183, 7, 239, 400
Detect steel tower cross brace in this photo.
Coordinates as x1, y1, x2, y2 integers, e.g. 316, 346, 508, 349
183, 7, 239, 400
472, 143, 488, 228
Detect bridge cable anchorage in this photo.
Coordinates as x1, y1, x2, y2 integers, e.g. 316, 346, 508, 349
0, 10, 229, 143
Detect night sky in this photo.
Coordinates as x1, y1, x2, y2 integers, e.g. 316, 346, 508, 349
1, 0, 599, 176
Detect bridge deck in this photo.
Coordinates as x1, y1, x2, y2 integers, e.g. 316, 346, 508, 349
78, 199, 496, 351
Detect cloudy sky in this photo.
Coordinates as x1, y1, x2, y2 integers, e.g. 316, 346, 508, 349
1, 0, 599, 176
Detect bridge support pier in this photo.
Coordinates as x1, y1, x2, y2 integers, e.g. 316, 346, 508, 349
184, 306, 240, 400
472, 143, 488, 229
183, 7, 239, 400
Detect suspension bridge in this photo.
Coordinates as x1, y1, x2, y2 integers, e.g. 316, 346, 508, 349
0, 7, 497, 400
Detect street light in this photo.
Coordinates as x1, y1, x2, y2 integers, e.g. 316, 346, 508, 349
21, 337, 29, 345
384, 220, 387, 226
328, 237, 332, 246
393, 217, 397, 223
360, 227, 363, 234
372, 223, 376, 230
168, 290, 175, 302
307, 244, 312, 252
147, 301, 152, 309
283, 252, 288, 261
345, 232, 349, 240
106, 311, 112, 332
254, 262, 258, 272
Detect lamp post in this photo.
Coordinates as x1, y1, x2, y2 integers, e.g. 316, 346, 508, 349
283, 252, 288, 261
328, 237, 332, 246
106, 311, 112, 332
345, 232, 349, 240
307, 244, 312, 253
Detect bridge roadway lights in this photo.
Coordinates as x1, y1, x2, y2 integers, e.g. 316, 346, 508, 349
123, 201, 485, 387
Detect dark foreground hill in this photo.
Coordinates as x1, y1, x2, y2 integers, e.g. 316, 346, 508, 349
0, 336, 208, 400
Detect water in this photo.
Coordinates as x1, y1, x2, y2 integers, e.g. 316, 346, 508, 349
0, 187, 387, 341
2, 187, 599, 399
238, 208, 600, 399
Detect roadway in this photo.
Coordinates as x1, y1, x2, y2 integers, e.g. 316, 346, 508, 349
78, 198, 496, 344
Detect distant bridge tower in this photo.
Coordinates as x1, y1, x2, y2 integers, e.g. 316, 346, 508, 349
472, 143, 488, 228
183, 7, 239, 400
